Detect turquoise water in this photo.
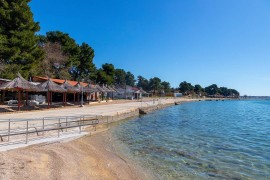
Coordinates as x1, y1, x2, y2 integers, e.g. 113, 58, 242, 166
112, 100, 270, 179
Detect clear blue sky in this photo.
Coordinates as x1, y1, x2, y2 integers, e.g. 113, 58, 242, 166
29, 0, 270, 96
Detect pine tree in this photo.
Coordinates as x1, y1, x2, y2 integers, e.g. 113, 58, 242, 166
0, 0, 44, 79
77, 42, 96, 81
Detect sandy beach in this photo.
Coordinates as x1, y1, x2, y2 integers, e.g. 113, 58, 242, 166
0, 128, 155, 180
0, 98, 195, 180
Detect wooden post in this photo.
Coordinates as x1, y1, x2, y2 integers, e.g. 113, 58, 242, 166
58, 118, 60, 137
107, 116, 109, 128
8, 119, 10, 141
26, 120, 29, 144
79, 117, 82, 133
1, 90, 5, 103
62, 93, 65, 106
26, 91, 28, 106
66, 117, 68, 132
65, 92, 66, 106
18, 89, 20, 111
47, 91, 49, 108
50, 92, 53, 106
42, 118, 45, 135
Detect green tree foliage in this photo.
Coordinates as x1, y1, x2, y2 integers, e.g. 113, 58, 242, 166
179, 81, 194, 95
219, 87, 230, 96
115, 69, 126, 85
194, 84, 203, 94
230, 89, 240, 97
125, 71, 135, 86
149, 77, 162, 94
77, 43, 96, 81
205, 84, 219, 95
96, 63, 115, 85
137, 76, 149, 91
102, 63, 115, 77
0, 0, 44, 78
179, 82, 239, 97
161, 81, 171, 93
219, 87, 239, 97
96, 69, 110, 85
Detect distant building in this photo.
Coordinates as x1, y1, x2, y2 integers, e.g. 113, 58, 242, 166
174, 93, 182, 97
113, 85, 146, 99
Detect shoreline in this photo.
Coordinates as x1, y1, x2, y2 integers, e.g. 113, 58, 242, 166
0, 98, 202, 179
0, 127, 155, 180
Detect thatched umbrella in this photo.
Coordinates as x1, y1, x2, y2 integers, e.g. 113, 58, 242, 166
38, 79, 67, 108
106, 85, 118, 100
107, 85, 118, 93
83, 83, 101, 102
95, 84, 111, 101
101, 84, 114, 100
95, 84, 106, 93
102, 84, 112, 93
0, 73, 40, 111
60, 80, 80, 106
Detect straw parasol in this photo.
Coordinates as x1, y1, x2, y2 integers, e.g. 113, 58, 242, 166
95, 84, 107, 93
0, 72, 40, 111
74, 82, 85, 105
38, 79, 66, 108
74, 82, 82, 90
106, 85, 118, 93
0, 73, 39, 91
102, 84, 111, 93
84, 83, 99, 93
60, 80, 80, 93
106, 85, 118, 100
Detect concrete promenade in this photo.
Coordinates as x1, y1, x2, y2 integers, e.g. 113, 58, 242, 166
0, 98, 194, 120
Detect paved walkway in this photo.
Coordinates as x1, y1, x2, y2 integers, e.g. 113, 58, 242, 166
0, 98, 192, 120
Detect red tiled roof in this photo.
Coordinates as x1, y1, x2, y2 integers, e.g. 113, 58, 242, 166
132, 87, 139, 91
32, 76, 88, 87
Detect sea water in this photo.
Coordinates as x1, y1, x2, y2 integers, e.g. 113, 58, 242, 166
112, 100, 270, 179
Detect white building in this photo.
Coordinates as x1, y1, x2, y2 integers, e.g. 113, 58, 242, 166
112, 85, 146, 99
